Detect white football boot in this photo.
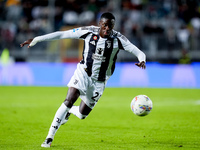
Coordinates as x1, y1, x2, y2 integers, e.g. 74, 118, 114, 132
41, 138, 53, 148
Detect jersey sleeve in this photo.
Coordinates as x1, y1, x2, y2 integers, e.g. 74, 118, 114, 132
117, 33, 146, 62
29, 27, 91, 47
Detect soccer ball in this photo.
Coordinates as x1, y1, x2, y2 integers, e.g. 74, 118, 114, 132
130, 95, 153, 116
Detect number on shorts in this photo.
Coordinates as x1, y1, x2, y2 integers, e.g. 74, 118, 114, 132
91, 92, 101, 102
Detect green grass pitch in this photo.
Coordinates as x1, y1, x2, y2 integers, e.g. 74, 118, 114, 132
0, 86, 200, 150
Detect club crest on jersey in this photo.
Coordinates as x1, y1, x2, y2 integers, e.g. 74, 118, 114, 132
97, 48, 103, 55
106, 41, 111, 48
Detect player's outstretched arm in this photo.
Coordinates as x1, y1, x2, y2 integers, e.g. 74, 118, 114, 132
135, 61, 146, 69
20, 30, 79, 48
20, 39, 33, 48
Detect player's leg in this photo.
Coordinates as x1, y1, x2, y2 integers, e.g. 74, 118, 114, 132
41, 103, 70, 148
69, 100, 92, 119
61, 100, 92, 125
61, 87, 81, 124
41, 87, 79, 147
64, 87, 80, 107
47, 87, 80, 136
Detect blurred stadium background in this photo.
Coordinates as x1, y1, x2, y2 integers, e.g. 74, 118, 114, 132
0, 0, 200, 88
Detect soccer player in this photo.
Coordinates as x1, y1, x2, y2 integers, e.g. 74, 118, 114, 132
20, 12, 146, 147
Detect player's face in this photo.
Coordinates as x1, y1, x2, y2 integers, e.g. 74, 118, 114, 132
99, 18, 115, 38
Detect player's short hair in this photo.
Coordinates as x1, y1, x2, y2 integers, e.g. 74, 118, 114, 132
100, 12, 115, 21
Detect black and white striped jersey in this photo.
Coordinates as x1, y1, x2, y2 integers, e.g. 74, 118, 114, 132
33, 25, 146, 82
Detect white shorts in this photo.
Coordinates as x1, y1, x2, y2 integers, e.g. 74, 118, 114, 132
67, 64, 106, 109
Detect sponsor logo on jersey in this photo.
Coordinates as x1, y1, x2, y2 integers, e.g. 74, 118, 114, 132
92, 53, 106, 62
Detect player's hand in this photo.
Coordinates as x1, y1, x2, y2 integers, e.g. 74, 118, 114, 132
20, 39, 33, 48
135, 61, 146, 69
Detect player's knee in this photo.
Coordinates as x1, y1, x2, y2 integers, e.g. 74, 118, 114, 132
64, 99, 74, 108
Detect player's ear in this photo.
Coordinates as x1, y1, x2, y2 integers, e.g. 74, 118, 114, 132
98, 20, 102, 26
